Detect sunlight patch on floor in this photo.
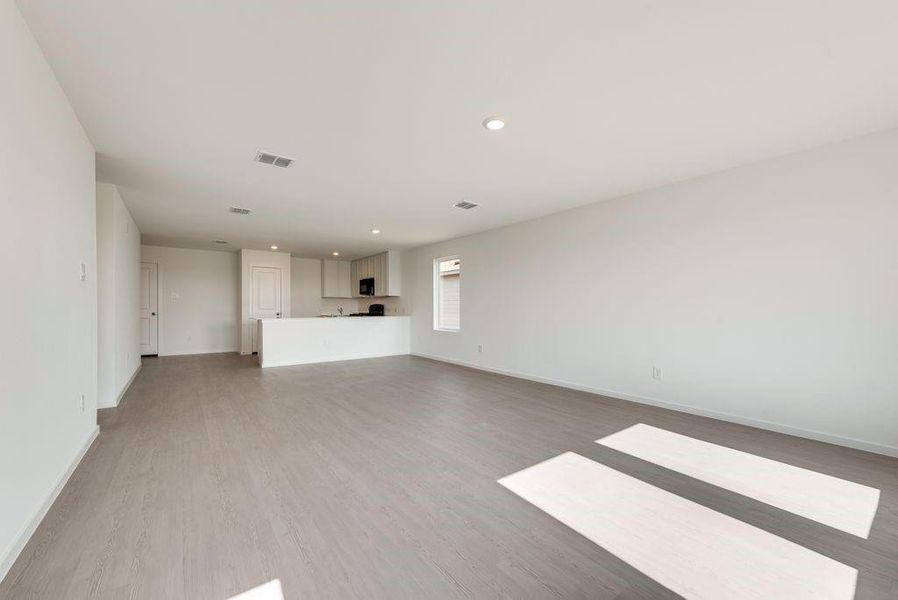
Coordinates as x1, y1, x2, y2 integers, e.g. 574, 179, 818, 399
228, 579, 284, 600
499, 452, 856, 600
597, 423, 880, 537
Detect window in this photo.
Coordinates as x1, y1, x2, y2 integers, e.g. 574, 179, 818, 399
434, 256, 460, 331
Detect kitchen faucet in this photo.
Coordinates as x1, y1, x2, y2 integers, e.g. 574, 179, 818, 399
338, 307, 343, 316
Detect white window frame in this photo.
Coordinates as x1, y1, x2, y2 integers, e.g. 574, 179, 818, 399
433, 255, 460, 332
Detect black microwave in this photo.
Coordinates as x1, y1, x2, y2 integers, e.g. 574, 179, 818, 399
359, 277, 375, 296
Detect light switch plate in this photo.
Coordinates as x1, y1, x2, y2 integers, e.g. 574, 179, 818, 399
80, 262, 86, 281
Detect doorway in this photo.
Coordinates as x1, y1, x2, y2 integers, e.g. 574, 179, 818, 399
140, 262, 158, 355
251, 266, 282, 353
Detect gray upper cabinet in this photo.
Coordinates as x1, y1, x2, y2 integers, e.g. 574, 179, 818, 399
351, 250, 400, 297
321, 259, 352, 298
380, 251, 401, 297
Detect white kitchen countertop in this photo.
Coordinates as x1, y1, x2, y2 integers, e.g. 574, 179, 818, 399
260, 315, 409, 321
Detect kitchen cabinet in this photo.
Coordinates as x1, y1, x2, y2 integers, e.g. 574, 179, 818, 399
321, 259, 352, 298
351, 250, 400, 297
362, 256, 372, 279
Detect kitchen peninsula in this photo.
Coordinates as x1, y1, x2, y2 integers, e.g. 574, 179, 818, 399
257, 315, 410, 368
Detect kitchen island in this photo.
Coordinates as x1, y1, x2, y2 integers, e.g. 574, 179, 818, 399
257, 316, 410, 368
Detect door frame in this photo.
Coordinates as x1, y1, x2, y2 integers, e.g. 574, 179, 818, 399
140, 261, 160, 356
240, 252, 291, 355
249, 265, 283, 353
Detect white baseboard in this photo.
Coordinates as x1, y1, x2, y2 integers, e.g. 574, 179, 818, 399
97, 363, 142, 409
412, 352, 898, 459
158, 348, 239, 357
0, 426, 100, 584
116, 363, 141, 406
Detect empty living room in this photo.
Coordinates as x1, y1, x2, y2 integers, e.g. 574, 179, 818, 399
2, 1, 897, 598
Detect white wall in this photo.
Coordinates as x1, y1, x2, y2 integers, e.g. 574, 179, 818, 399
141, 246, 240, 356
290, 257, 359, 317
240, 249, 291, 353
96, 183, 141, 408
96, 187, 115, 406
404, 128, 898, 457
0, 0, 98, 580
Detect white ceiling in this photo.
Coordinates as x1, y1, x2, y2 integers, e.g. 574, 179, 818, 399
17, 0, 898, 258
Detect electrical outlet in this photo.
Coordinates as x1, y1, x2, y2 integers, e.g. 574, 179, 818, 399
80, 393, 85, 413
477, 344, 482, 353
652, 366, 663, 380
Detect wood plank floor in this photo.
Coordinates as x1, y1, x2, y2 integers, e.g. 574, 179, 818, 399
2, 353, 896, 599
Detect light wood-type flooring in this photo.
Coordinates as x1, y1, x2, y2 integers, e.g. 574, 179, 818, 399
2, 353, 896, 599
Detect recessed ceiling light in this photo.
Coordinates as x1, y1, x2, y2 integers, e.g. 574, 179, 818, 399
370, 229, 381, 234
482, 117, 505, 131
332, 251, 340, 256
270, 245, 278, 250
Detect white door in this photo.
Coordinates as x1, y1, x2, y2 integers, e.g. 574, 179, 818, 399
140, 262, 158, 355
251, 266, 282, 352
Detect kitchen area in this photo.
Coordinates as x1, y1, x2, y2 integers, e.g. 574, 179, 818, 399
255, 249, 411, 368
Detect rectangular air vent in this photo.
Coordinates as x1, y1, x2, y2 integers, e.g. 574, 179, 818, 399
229, 207, 252, 215
255, 151, 295, 168
454, 201, 479, 210
214, 240, 228, 244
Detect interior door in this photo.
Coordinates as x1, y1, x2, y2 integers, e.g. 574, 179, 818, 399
251, 266, 282, 352
140, 262, 158, 355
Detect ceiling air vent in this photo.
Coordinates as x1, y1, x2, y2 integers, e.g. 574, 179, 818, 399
229, 207, 252, 215
214, 240, 228, 244
255, 151, 295, 168
454, 201, 479, 210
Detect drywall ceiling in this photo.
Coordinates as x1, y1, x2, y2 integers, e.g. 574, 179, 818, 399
16, 0, 898, 258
